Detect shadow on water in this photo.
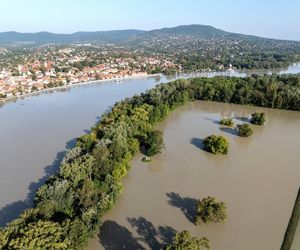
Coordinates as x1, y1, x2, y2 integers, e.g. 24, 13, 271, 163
219, 126, 238, 136
234, 116, 250, 123
166, 192, 198, 224
127, 217, 177, 249
99, 218, 176, 250
127, 217, 160, 249
99, 220, 145, 250
190, 138, 207, 152
0, 138, 76, 227
203, 117, 220, 125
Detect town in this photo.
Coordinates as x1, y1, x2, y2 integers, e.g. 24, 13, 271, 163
0, 45, 179, 100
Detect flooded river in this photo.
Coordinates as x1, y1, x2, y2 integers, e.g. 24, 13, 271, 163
87, 101, 300, 250
1, 63, 300, 248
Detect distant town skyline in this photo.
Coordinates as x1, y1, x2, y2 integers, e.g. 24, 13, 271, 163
0, 0, 299, 40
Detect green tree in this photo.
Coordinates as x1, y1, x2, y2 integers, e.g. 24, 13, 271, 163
203, 135, 229, 154
164, 230, 210, 250
250, 112, 266, 125
144, 130, 165, 156
195, 196, 227, 224
237, 124, 253, 137
219, 118, 234, 127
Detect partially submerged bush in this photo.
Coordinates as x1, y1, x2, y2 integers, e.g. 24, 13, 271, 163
237, 123, 253, 137
219, 118, 234, 127
195, 196, 227, 224
203, 135, 229, 154
164, 230, 210, 250
250, 112, 266, 125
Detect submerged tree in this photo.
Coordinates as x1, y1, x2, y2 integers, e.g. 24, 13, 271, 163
219, 118, 234, 127
195, 196, 227, 224
164, 230, 210, 250
203, 135, 229, 154
250, 112, 266, 125
237, 123, 253, 137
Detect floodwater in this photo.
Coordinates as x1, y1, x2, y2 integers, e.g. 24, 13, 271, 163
87, 101, 300, 250
0, 62, 300, 243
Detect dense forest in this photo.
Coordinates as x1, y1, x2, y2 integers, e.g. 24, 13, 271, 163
1, 73, 300, 249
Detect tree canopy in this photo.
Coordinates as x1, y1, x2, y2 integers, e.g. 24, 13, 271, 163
195, 197, 227, 224
219, 118, 234, 127
250, 112, 266, 125
237, 124, 253, 137
164, 230, 210, 250
1, 74, 300, 249
203, 135, 229, 154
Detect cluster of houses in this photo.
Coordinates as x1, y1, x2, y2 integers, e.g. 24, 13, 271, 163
0, 60, 149, 100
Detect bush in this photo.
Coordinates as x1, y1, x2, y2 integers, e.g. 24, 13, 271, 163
143, 130, 165, 156
203, 135, 229, 154
219, 118, 234, 127
164, 230, 210, 250
195, 196, 227, 224
250, 112, 266, 125
237, 124, 253, 137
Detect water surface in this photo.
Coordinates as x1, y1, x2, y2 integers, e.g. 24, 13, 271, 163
0, 62, 300, 241
87, 101, 300, 250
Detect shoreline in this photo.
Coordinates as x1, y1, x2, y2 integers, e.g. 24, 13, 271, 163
0, 73, 162, 104
1, 61, 300, 105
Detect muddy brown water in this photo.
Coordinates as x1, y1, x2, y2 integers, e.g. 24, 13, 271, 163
87, 101, 300, 250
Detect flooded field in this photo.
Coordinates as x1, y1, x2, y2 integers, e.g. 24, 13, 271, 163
87, 101, 300, 250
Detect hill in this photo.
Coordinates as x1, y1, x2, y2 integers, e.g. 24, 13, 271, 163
0, 24, 291, 45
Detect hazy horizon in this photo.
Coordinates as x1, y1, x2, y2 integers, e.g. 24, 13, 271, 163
0, 0, 299, 40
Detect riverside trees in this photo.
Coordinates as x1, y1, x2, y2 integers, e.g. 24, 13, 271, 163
1, 74, 299, 249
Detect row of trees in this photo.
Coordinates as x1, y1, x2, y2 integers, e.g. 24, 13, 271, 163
1, 74, 299, 249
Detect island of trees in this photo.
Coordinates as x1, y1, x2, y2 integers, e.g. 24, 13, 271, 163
195, 196, 227, 224
1, 73, 300, 249
219, 118, 234, 127
203, 135, 229, 154
237, 123, 254, 137
251, 112, 266, 125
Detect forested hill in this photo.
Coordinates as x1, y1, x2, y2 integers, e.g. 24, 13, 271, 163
0, 24, 298, 45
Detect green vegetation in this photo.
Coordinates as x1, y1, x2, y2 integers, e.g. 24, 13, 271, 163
195, 196, 227, 224
237, 124, 253, 137
203, 135, 229, 154
1, 74, 300, 249
219, 118, 234, 127
143, 130, 165, 156
251, 112, 266, 125
164, 230, 210, 250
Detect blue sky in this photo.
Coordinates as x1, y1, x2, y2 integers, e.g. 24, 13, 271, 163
0, 0, 299, 40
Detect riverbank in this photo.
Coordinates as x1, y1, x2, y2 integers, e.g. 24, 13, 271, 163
1, 61, 300, 105
87, 101, 300, 250
0, 73, 162, 104
1, 74, 300, 249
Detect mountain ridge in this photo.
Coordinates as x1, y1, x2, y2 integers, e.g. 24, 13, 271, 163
0, 24, 296, 45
